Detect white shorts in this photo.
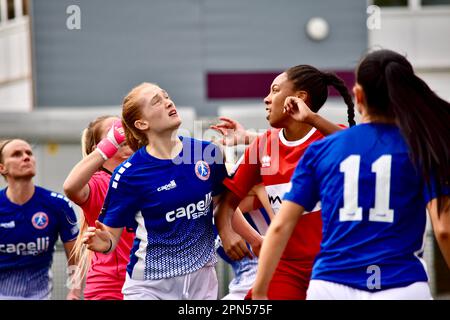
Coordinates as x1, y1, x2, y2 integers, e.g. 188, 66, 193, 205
221, 265, 257, 300
307, 279, 432, 300
122, 265, 218, 300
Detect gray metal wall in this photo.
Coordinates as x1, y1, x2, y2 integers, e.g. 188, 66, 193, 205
31, 0, 367, 116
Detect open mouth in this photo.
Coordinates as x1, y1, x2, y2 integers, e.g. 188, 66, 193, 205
169, 110, 177, 117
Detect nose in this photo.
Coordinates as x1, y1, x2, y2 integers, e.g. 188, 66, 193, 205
165, 99, 174, 108
264, 94, 271, 105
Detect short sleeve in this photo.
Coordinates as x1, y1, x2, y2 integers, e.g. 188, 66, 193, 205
80, 173, 110, 226
423, 175, 450, 204
223, 136, 263, 199
283, 143, 320, 211
99, 172, 139, 229
210, 145, 229, 197
57, 198, 79, 243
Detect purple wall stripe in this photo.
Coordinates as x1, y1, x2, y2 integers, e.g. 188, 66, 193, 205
207, 71, 355, 100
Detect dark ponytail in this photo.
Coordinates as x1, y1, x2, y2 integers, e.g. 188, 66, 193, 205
286, 65, 355, 127
357, 49, 450, 208
323, 72, 356, 127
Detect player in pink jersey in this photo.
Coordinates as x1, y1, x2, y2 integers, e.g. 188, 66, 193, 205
64, 116, 134, 299
214, 65, 355, 299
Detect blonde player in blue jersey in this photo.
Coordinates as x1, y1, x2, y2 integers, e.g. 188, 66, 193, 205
253, 49, 450, 300
82, 83, 254, 300
0, 139, 80, 299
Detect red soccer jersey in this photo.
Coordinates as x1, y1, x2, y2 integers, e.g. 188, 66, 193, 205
224, 128, 323, 261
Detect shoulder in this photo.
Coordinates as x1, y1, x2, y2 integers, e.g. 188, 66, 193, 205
112, 149, 144, 178
36, 186, 75, 211
182, 136, 216, 150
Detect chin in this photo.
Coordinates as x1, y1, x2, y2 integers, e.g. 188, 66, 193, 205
268, 119, 282, 129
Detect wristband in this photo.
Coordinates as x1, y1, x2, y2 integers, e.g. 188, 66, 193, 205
102, 238, 113, 254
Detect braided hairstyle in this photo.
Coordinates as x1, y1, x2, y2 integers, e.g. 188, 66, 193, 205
286, 65, 356, 127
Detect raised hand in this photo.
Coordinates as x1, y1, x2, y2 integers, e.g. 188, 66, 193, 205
210, 117, 250, 146
96, 119, 126, 160
283, 96, 314, 123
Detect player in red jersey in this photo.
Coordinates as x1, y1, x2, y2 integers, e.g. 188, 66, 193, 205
214, 65, 355, 299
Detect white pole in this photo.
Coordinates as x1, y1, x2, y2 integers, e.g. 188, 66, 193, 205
14, 0, 23, 18
0, 0, 8, 23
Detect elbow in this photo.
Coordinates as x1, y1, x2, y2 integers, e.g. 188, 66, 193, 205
63, 180, 76, 200
271, 222, 285, 236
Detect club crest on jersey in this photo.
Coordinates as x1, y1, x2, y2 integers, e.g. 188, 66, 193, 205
261, 155, 271, 168
31, 212, 49, 229
195, 160, 210, 181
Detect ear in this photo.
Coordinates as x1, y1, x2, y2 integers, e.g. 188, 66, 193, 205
134, 119, 149, 131
0, 163, 7, 176
353, 83, 367, 114
295, 90, 308, 102
353, 83, 366, 106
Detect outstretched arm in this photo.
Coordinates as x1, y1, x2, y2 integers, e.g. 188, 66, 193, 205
252, 200, 305, 300
428, 196, 450, 268
210, 116, 259, 146
284, 96, 344, 136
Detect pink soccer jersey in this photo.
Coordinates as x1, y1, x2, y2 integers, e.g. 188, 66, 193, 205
80, 170, 134, 300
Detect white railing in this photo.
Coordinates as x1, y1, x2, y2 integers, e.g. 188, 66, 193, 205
0, 0, 31, 112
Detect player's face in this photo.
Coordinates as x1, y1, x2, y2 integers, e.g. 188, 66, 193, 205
264, 72, 296, 128
101, 117, 133, 162
0, 140, 36, 180
138, 85, 182, 134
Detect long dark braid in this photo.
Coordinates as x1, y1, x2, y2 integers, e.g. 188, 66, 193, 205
323, 72, 356, 126
286, 65, 356, 127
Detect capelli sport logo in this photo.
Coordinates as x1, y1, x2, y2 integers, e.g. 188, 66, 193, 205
31, 212, 49, 230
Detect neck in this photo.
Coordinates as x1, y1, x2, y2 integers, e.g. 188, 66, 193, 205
283, 122, 313, 141
146, 131, 182, 159
361, 113, 396, 124
6, 179, 35, 205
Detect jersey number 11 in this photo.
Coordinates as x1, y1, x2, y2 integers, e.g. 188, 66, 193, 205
339, 155, 394, 223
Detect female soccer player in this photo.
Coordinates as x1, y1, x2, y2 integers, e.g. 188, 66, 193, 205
0, 139, 79, 299
81, 83, 237, 299
63, 116, 134, 299
214, 65, 355, 299
253, 49, 450, 300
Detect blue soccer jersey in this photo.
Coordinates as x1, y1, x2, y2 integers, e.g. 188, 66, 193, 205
100, 137, 228, 280
284, 123, 449, 291
0, 186, 79, 298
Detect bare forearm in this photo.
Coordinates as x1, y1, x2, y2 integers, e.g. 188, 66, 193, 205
252, 215, 293, 297
252, 201, 304, 298
64, 151, 105, 203
231, 208, 262, 247
214, 190, 240, 235
307, 113, 343, 136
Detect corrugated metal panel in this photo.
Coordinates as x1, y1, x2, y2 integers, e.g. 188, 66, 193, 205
31, 0, 366, 115
32, 0, 204, 109
204, 0, 367, 70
